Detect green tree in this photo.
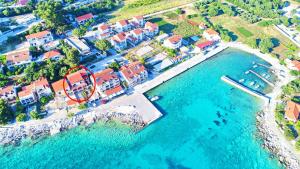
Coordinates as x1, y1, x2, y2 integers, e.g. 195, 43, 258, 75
34, 0, 65, 30
295, 140, 300, 151
95, 39, 112, 53
72, 27, 86, 38
64, 48, 79, 67
30, 111, 40, 120
0, 99, 13, 124
246, 38, 258, 49
284, 125, 297, 141
175, 8, 183, 14
40, 96, 50, 105
0, 55, 6, 64
16, 113, 27, 122
208, 7, 218, 17
108, 62, 120, 71
78, 103, 87, 110
259, 38, 274, 53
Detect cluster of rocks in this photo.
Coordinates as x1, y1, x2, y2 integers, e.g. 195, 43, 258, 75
0, 110, 145, 146
256, 111, 300, 169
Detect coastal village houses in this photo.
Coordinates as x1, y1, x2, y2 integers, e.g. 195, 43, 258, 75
120, 61, 148, 87
98, 23, 111, 39
42, 50, 63, 61
5, 48, 32, 69
65, 37, 91, 55
195, 41, 214, 53
132, 16, 145, 27
92, 68, 125, 100
0, 85, 17, 105
130, 28, 144, 44
285, 101, 300, 122
76, 13, 94, 25
144, 22, 159, 37
115, 20, 131, 32
111, 33, 127, 51
203, 29, 221, 42
25, 30, 54, 47
18, 78, 52, 106
163, 35, 183, 49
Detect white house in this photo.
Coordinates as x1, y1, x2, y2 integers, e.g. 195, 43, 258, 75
5, 49, 32, 69
163, 35, 182, 49
92, 68, 124, 99
0, 85, 17, 105
25, 30, 54, 47
65, 37, 91, 55
115, 20, 131, 32
194, 41, 214, 53
43, 50, 63, 61
132, 16, 145, 27
144, 21, 159, 37
130, 28, 144, 43
76, 13, 94, 25
98, 23, 111, 39
120, 61, 148, 87
111, 33, 127, 51
203, 29, 221, 41
18, 78, 52, 106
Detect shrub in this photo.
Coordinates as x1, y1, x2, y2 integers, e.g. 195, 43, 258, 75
30, 111, 41, 120
283, 125, 297, 140
295, 140, 300, 151
78, 103, 88, 110
16, 113, 27, 122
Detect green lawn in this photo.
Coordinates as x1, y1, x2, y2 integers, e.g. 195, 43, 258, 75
237, 27, 253, 37
148, 17, 176, 33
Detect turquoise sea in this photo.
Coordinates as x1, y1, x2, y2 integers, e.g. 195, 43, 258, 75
0, 48, 282, 169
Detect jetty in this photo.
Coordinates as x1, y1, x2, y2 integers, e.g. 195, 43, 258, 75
248, 70, 274, 87
257, 63, 272, 69
136, 44, 229, 93
221, 75, 270, 102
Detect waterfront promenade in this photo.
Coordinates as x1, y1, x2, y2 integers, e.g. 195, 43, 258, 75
135, 43, 229, 93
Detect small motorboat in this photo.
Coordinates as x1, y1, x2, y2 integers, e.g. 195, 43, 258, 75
150, 96, 160, 101
239, 79, 245, 83
262, 73, 266, 77
245, 71, 250, 74
254, 84, 260, 89
265, 74, 271, 79
249, 81, 255, 86
253, 65, 258, 68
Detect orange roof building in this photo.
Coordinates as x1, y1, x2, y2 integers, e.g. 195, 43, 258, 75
120, 61, 148, 87
25, 30, 54, 47
163, 35, 182, 49
291, 60, 300, 71
285, 101, 300, 122
144, 22, 159, 37
76, 13, 94, 24
203, 28, 221, 41
0, 85, 17, 105
5, 49, 32, 68
43, 50, 63, 61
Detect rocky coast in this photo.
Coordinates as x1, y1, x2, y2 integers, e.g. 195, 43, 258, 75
257, 111, 300, 169
0, 109, 145, 146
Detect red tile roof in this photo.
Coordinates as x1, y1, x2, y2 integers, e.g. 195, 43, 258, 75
112, 32, 126, 42
93, 68, 118, 86
132, 28, 143, 35
0, 85, 14, 96
133, 16, 144, 21
121, 61, 146, 80
43, 50, 61, 60
286, 101, 300, 121
292, 60, 300, 71
67, 69, 88, 84
16, 0, 28, 5
117, 19, 129, 26
105, 85, 123, 96
145, 22, 158, 31
6, 49, 30, 64
196, 41, 214, 49
18, 78, 50, 97
51, 79, 66, 93
204, 29, 219, 35
99, 24, 110, 31
76, 13, 93, 22
25, 30, 51, 39
167, 35, 182, 44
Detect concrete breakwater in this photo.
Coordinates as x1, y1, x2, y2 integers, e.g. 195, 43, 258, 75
0, 110, 145, 146
256, 111, 300, 169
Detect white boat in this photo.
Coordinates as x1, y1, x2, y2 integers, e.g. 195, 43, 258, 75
245, 71, 250, 74
253, 65, 258, 68
265, 74, 270, 79
254, 84, 260, 89
150, 96, 160, 101
239, 79, 245, 83
249, 81, 255, 86
262, 73, 266, 77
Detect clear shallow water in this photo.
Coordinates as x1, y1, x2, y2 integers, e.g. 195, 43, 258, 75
0, 48, 282, 169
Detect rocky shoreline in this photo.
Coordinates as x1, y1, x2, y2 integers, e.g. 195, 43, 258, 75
256, 111, 300, 169
0, 110, 145, 146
